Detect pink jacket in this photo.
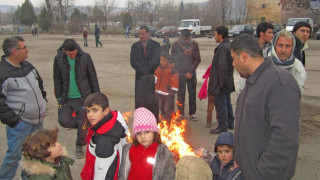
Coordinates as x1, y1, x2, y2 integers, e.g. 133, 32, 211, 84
198, 65, 212, 100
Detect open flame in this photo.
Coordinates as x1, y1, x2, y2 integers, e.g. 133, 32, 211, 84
122, 103, 197, 162
158, 110, 197, 162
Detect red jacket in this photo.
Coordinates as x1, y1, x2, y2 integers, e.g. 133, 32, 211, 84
154, 64, 179, 95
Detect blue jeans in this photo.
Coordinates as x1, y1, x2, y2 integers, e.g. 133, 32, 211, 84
214, 93, 234, 130
0, 121, 43, 180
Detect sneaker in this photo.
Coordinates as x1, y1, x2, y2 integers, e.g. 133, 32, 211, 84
76, 146, 85, 159
210, 127, 227, 134
190, 114, 198, 121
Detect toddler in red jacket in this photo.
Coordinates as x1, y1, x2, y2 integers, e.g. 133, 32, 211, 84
154, 51, 179, 121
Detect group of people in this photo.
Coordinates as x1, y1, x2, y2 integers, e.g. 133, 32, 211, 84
0, 20, 310, 179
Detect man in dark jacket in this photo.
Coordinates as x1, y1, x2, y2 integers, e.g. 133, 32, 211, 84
171, 29, 201, 120
231, 35, 300, 179
94, 24, 103, 48
292, 21, 311, 67
54, 39, 100, 159
208, 26, 234, 134
0, 36, 47, 179
130, 26, 161, 121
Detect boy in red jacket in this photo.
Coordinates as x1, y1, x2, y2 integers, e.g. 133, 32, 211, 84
154, 51, 179, 121
81, 92, 128, 180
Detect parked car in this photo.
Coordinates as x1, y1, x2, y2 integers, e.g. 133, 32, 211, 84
228, 25, 254, 37
134, 26, 158, 38
156, 26, 178, 38
316, 29, 320, 40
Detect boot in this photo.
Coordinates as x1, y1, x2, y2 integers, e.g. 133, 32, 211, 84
76, 146, 85, 159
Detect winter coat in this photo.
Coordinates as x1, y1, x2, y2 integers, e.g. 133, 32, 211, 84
94, 26, 100, 36
211, 155, 242, 180
53, 44, 100, 102
208, 39, 235, 95
175, 156, 212, 180
20, 149, 74, 180
81, 111, 128, 180
0, 56, 47, 128
130, 39, 161, 116
171, 40, 201, 75
234, 58, 300, 180
119, 143, 176, 180
293, 35, 307, 66
83, 30, 88, 38
154, 64, 179, 95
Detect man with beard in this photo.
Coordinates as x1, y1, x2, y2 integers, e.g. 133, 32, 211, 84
171, 29, 201, 120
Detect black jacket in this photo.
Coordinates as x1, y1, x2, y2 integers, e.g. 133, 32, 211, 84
53, 45, 100, 102
130, 39, 161, 117
208, 39, 235, 95
293, 35, 305, 66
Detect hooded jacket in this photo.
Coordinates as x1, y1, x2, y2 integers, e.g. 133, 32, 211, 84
208, 39, 235, 95
119, 143, 176, 180
269, 31, 307, 92
20, 148, 74, 180
53, 44, 100, 102
0, 56, 47, 127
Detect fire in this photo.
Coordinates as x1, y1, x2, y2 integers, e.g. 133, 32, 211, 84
122, 110, 197, 162
158, 111, 197, 162
122, 111, 133, 143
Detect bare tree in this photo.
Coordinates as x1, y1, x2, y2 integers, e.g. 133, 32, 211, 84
44, 0, 54, 23
153, 0, 162, 23
98, 0, 117, 30
233, 0, 247, 24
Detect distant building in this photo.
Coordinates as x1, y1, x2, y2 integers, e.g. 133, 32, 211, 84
246, 0, 282, 24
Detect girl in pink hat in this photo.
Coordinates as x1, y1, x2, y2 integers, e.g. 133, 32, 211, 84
118, 107, 176, 180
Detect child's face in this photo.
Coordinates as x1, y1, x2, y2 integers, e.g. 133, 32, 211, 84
86, 104, 110, 125
160, 56, 169, 68
136, 131, 154, 148
217, 145, 233, 164
46, 142, 63, 162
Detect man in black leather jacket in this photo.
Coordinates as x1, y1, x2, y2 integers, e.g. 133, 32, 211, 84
53, 39, 100, 158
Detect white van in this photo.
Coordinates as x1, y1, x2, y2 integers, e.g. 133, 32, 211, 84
286, 18, 313, 32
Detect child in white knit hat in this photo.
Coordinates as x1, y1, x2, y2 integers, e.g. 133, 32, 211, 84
118, 107, 176, 180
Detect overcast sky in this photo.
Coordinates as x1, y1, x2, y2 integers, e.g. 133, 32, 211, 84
0, 0, 208, 8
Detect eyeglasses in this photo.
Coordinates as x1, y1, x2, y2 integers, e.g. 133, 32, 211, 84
17, 46, 27, 50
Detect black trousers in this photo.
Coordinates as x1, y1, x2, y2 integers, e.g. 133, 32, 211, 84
177, 74, 197, 116
58, 98, 88, 146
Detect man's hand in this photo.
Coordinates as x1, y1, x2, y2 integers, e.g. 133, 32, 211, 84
184, 50, 192, 56
185, 73, 192, 79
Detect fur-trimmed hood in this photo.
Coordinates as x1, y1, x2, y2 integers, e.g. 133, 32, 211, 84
20, 146, 74, 177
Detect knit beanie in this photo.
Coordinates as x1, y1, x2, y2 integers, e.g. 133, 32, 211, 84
214, 132, 234, 153
132, 107, 159, 136
292, 21, 312, 33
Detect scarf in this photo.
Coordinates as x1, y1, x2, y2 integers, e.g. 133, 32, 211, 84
177, 37, 193, 51
128, 142, 158, 180
270, 31, 296, 67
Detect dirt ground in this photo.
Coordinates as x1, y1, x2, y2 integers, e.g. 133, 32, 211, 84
0, 34, 319, 180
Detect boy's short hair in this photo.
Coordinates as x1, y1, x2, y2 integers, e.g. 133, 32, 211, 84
256, 22, 274, 38
84, 92, 109, 110
215, 26, 229, 39
160, 51, 171, 60
22, 128, 59, 160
